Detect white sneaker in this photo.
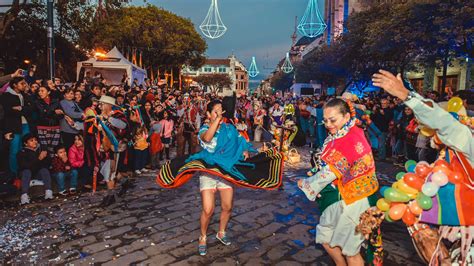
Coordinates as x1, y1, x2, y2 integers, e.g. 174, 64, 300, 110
141, 168, 148, 173
20, 193, 30, 205
45, 189, 54, 200
134, 170, 142, 175
30, 179, 44, 187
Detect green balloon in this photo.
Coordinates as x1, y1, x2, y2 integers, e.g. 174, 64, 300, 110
396, 172, 406, 181
384, 187, 410, 203
385, 211, 394, 222
405, 160, 417, 171
416, 193, 433, 210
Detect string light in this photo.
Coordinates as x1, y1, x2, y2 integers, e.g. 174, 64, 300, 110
281, 53, 293, 73
200, 0, 227, 39
298, 0, 327, 38
248, 57, 260, 78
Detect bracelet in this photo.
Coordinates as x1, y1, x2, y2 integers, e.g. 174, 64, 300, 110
403, 91, 416, 102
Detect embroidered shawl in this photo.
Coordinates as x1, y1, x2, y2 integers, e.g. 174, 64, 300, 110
320, 120, 379, 204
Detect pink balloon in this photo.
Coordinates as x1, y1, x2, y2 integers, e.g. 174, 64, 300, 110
431, 172, 448, 187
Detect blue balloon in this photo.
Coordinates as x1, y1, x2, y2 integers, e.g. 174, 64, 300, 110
380, 186, 389, 197
407, 164, 416, 173
449, 112, 459, 120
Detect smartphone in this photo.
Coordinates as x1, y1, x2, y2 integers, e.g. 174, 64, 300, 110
21, 70, 27, 77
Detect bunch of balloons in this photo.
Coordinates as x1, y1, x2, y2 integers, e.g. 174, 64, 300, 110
376, 159, 464, 226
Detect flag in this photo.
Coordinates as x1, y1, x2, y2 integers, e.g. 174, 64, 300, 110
132, 48, 137, 65
150, 66, 154, 82
139, 51, 143, 68
170, 69, 174, 89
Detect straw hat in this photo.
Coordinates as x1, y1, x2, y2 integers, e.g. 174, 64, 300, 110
98, 95, 116, 106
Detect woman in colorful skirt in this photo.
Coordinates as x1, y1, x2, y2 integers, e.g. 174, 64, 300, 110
157, 93, 284, 256
298, 98, 379, 266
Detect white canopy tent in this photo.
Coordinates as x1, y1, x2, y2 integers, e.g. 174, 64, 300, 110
76, 47, 147, 86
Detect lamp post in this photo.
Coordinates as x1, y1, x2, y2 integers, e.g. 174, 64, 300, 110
47, 0, 55, 80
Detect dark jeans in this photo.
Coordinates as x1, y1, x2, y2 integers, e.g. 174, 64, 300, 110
20, 168, 52, 194
134, 149, 148, 171
53, 170, 78, 192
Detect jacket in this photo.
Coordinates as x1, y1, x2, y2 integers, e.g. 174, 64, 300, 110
1, 90, 32, 134
60, 99, 83, 134
51, 156, 72, 173
17, 147, 50, 173
68, 145, 84, 168
35, 97, 63, 127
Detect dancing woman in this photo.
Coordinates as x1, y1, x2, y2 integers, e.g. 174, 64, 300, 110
298, 98, 379, 266
157, 92, 284, 256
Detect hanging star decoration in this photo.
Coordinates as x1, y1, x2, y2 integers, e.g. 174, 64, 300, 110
200, 0, 227, 39
248, 57, 260, 78
298, 0, 327, 38
281, 53, 294, 73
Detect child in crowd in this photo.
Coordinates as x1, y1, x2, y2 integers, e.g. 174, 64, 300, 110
236, 118, 250, 141
51, 145, 78, 195
17, 134, 54, 204
133, 126, 149, 175
159, 111, 174, 160
68, 134, 89, 189
149, 120, 163, 169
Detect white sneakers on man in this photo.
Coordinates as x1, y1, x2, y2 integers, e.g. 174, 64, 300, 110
45, 189, 54, 200
20, 193, 30, 205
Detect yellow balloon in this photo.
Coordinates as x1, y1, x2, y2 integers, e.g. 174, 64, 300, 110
447, 97, 463, 113
420, 127, 435, 137
407, 192, 418, 200
398, 179, 419, 194
376, 198, 390, 212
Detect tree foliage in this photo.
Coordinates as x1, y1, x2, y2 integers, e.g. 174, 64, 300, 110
80, 5, 207, 70
194, 74, 232, 94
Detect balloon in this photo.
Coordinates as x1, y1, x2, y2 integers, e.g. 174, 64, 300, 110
432, 166, 452, 177
421, 182, 440, 197
402, 209, 416, 226
416, 193, 433, 210
407, 192, 418, 200
407, 164, 416, 173
404, 173, 424, 191
405, 160, 417, 171
408, 201, 423, 216
397, 179, 419, 195
384, 187, 410, 203
431, 172, 448, 187
434, 160, 452, 171
448, 171, 464, 184
389, 204, 407, 221
415, 163, 432, 178
385, 211, 394, 222
447, 97, 463, 113
376, 198, 390, 212
450, 112, 460, 120
379, 186, 389, 197
420, 127, 435, 137
396, 172, 406, 181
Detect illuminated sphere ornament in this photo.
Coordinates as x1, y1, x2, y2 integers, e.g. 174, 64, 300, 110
248, 57, 260, 78
298, 0, 327, 38
200, 0, 227, 39
281, 53, 294, 73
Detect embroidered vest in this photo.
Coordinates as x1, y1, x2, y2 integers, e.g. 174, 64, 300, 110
321, 126, 379, 204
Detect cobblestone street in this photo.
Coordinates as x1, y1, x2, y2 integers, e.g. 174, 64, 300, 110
0, 147, 424, 265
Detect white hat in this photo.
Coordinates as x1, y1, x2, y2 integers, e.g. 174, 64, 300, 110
98, 95, 116, 106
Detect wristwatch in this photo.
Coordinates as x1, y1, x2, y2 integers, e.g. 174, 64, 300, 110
404, 90, 416, 102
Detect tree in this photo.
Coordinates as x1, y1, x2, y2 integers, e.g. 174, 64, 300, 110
270, 71, 294, 92
80, 5, 207, 70
194, 74, 232, 94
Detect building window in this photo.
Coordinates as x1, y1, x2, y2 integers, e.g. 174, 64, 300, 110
218, 67, 227, 73
409, 78, 424, 93
204, 67, 212, 72
437, 75, 458, 94
236, 74, 239, 80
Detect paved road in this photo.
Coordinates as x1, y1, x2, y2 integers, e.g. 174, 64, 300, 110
0, 147, 424, 265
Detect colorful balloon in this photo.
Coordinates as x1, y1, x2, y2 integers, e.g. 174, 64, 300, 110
420, 127, 435, 137
431, 165, 452, 177
404, 173, 424, 191
450, 112, 460, 120
389, 203, 407, 221
448, 171, 464, 184
416, 193, 433, 210
431, 172, 448, 187
385, 211, 393, 222
379, 186, 389, 197
384, 187, 410, 203
415, 163, 432, 178
405, 160, 417, 171
447, 97, 463, 113
434, 160, 452, 171
396, 172, 406, 181
402, 209, 416, 226
408, 201, 423, 216
376, 198, 390, 212
397, 179, 419, 195
421, 182, 439, 197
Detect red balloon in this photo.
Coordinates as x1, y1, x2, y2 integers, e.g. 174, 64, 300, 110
402, 209, 416, 226
404, 173, 424, 191
448, 171, 464, 184
450, 159, 467, 180
415, 163, 432, 178
434, 160, 452, 171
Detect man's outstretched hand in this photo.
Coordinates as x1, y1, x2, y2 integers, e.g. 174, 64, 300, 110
372, 70, 409, 101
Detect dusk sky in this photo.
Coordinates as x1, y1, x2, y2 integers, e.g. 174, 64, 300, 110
135, 0, 325, 79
